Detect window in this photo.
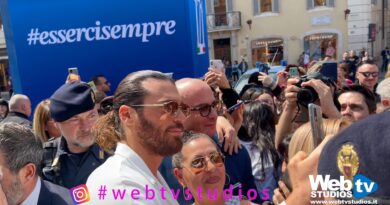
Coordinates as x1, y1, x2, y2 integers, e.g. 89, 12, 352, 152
314, 0, 326, 7
307, 0, 335, 10
371, 0, 377, 5
253, 0, 279, 15
261, 0, 272, 12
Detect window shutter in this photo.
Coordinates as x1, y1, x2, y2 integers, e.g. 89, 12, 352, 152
253, 0, 260, 15
206, 0, 213, 14
327, 0, 335, 7
307, 0, 314, 10
227, 0, 233, 12
273, 0, 280, 12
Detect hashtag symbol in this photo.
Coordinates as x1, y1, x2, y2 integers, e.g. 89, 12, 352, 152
98, 185, 107, 200
27, 28, 39, 45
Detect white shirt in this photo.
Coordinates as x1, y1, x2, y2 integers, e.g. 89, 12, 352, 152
21, 177, 41, 205
86, 143, 179, 205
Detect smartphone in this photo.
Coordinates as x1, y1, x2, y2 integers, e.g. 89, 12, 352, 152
67, 67, 80, 82
281, 170, 292, 191
308, 103, 324, 147
227, 101, 244, 114
289, 67, 299, 78
210, 59, 224, 72
320, 62, 337, 82
227, 100, 251, 114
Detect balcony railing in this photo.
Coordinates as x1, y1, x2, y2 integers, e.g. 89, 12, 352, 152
207, 11, 241, 32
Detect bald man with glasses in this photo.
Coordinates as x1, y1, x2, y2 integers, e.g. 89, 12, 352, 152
159, 78, 263, 205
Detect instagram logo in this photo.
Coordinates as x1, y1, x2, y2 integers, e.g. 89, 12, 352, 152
70, 184, 90, 204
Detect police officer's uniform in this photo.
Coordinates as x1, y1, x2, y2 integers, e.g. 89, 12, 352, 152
41, 81, 109, 188
42, 137, 109, 188
318, 111, 390, 203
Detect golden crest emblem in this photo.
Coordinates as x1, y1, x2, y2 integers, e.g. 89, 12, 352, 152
337, 144, 359, 181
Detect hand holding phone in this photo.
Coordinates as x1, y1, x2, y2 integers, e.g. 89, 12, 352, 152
308, 103, 324, 147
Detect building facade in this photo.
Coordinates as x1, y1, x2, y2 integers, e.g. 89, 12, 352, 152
348, 0, 388, 61
207, 0, 389, 67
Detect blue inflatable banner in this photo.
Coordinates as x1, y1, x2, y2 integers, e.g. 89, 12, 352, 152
0, 0, 209, 107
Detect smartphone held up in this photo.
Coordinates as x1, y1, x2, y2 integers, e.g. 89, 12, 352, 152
308, 103, 324, 147
67, 67, 81, 82
210, 59, 225, 73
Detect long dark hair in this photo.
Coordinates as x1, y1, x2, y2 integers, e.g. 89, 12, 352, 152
240, 101, 281, 181
93, 70, 174, 152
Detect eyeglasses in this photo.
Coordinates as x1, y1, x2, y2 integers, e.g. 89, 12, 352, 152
359, 72, 379, 78
186, 152, 225, 174
131, 101, 190, 117
189, 101, 219, 117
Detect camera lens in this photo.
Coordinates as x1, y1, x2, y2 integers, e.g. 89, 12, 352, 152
297, 87, 318, 106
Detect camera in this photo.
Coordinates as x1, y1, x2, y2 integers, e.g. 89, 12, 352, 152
295, 72, 333, 107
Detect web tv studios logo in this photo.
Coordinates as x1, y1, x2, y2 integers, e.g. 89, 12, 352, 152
70, 184, 91, 204
309, 174, 378, 199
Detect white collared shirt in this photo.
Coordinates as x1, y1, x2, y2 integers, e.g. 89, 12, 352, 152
86, 143, 179, 205
21, 177, 41, 205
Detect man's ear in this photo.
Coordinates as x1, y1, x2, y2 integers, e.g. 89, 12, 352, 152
173, 168, 186, 187
19, 163, 36, 185
119, 105, 137, 126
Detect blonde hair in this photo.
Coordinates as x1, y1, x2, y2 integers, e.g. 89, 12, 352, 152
385, 66, 390, 79
288, 118, 351, 161
32, 99, 52, 142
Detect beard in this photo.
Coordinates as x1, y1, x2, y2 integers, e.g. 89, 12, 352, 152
72, 131, 96, 148
136, 112, 183, 156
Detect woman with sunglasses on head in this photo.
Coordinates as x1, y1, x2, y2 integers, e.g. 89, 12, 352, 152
172, 132, 254, 205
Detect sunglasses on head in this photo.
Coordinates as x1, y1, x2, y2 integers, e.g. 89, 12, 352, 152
187, 152, 225, 174
359, 72, 379, 78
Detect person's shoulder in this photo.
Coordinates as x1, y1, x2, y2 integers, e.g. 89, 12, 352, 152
87, 154, 147, 185
39, 180, 73, 205
223, 145, 251, 163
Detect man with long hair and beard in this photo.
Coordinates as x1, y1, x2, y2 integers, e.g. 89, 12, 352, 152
86, 71, 189, 205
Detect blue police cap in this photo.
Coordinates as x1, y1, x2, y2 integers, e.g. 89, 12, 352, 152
50, 81, 95, 122
318, 111, 390, 199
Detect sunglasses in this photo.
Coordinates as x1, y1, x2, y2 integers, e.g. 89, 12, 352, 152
189, 101, 219, 117
131, 101, 190, 117
359, 72, 379, 78
186, 152, 225, 174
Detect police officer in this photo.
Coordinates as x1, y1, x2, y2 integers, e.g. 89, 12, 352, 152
42, 81, 109, 188
318, 111, 390, 203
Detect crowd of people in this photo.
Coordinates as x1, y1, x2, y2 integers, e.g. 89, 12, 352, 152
0, 54, 389, 205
